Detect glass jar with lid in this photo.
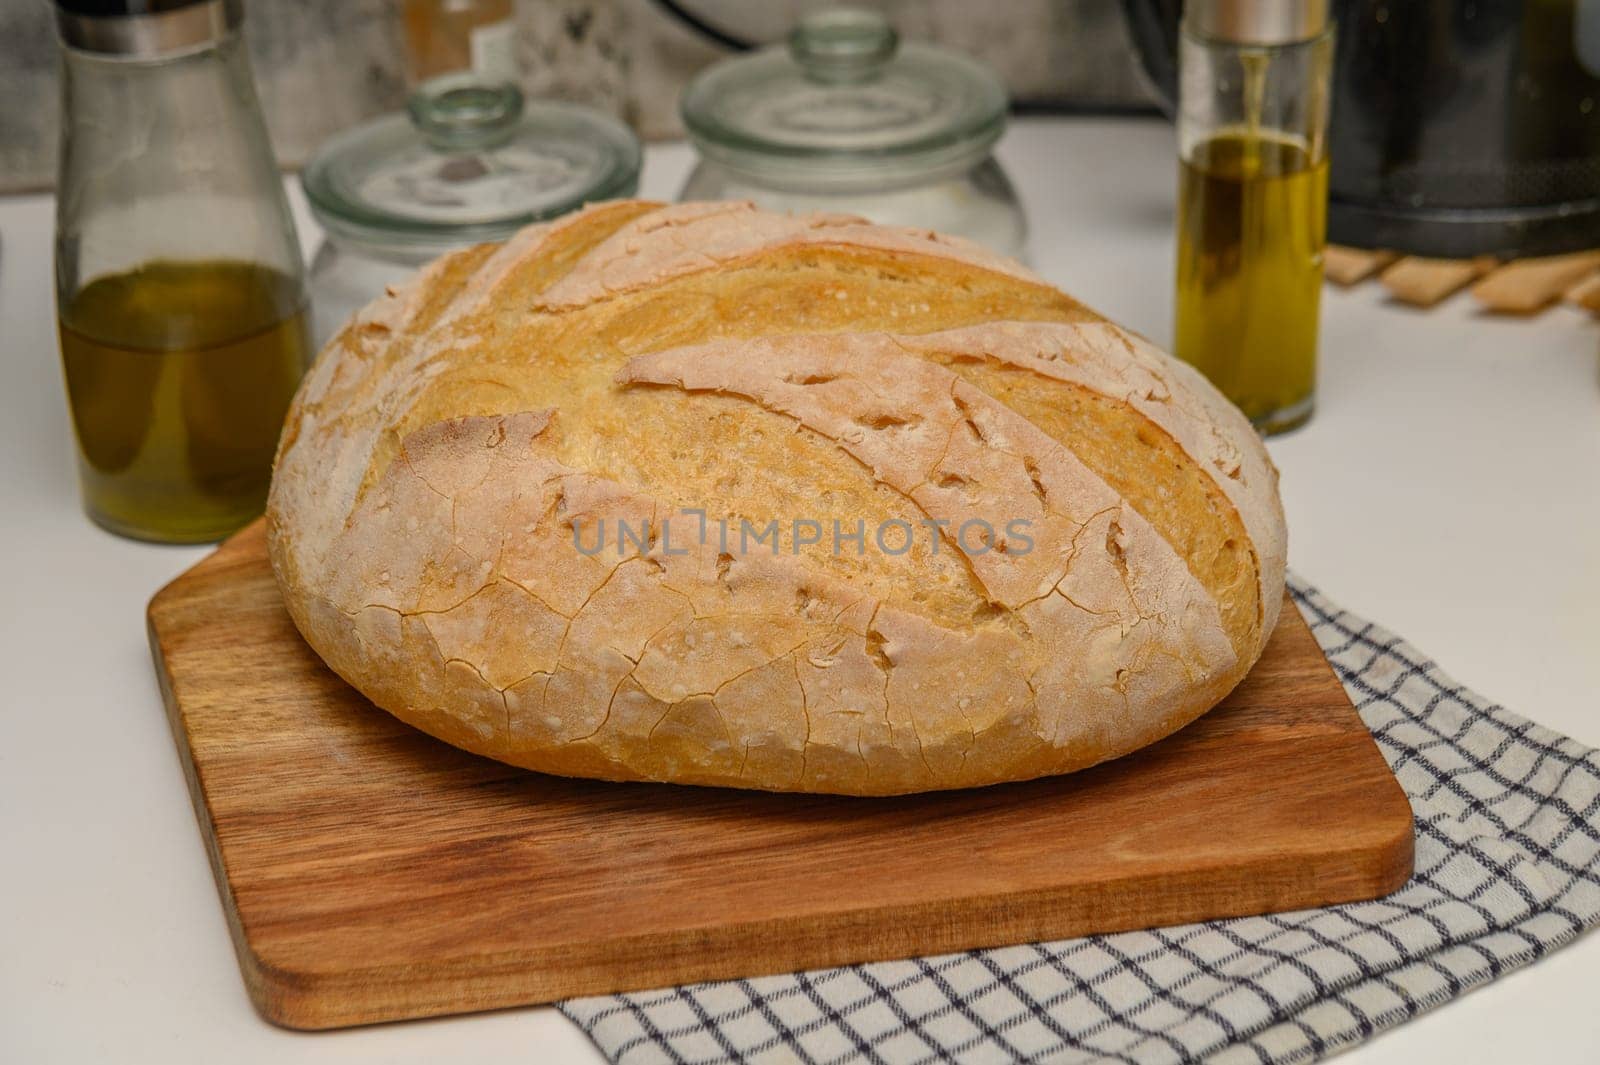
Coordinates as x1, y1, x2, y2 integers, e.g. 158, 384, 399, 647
679, 6, 1026, 260
302, 75, 641, 346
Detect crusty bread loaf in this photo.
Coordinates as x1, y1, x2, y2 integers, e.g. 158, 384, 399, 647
267, 200, 1286, 795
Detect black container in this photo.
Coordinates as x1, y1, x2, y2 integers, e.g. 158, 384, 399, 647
1122, 0, 1600, 257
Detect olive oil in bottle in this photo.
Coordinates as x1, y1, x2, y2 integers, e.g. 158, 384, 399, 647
57, 261, 309, 543
1175, 131, 1328, 432
53, 0, 310, 542
1173, 0, 1333, 435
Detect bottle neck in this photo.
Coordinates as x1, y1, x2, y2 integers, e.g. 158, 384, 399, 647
1177, 22, 1334, 165
55, 0, 243, 61
55, 25, 305, 297
59, 29, 249, 152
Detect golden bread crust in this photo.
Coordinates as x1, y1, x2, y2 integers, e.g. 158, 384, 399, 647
267, 201, 1286, 795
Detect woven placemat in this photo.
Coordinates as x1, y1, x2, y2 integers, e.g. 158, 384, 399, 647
562, 576, 1600, 1064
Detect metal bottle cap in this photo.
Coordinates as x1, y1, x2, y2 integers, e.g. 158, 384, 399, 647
53, 0, 242, 58
1183, 0, 1329, 46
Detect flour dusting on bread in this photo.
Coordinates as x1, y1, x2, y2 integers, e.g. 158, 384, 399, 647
267, 201, 1286, 795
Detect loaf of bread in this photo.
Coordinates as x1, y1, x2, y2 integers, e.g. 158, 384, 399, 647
267, 201, 1286, 796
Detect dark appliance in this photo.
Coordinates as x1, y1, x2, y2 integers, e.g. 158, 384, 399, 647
1122, 0, 1600, 256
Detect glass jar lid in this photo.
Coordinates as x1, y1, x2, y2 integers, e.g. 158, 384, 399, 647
680, 6, 1009, 191
303, 74, 641, 255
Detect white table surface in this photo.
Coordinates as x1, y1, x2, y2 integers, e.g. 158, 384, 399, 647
2, 118, 1597, 1065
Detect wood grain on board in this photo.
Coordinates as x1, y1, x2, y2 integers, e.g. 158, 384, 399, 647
148, 520, 1414, 1030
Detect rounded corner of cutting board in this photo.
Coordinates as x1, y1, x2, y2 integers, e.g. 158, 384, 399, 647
1371, 788, 1418, 897
148, 517, 273, 633
237, 945, 355, 1031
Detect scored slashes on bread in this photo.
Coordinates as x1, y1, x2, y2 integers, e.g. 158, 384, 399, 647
267, 201, 1286, 796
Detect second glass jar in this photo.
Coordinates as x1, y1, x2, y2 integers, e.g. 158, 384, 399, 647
679, 6, 1028, 261
302, 76, 642, 347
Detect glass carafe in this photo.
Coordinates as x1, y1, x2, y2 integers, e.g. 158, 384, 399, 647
53, 0, 310, 543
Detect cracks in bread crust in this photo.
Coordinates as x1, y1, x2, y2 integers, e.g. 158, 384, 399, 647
267, 201, 1287, 796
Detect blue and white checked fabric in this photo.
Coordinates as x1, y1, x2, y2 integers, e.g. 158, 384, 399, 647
562, 577, 1600, 1064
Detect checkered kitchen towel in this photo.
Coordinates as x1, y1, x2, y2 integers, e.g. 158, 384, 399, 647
562, 577, 1600, 1064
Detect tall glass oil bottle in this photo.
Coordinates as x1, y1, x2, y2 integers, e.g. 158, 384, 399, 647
53, 0, 310, 543
1174, 0, 1333, 435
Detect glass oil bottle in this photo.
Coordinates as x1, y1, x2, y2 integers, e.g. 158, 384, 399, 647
1174, 0, 1333, 434
52, 0, 310, 543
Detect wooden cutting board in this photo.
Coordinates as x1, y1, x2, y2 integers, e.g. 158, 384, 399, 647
148, 520, 1413, 1030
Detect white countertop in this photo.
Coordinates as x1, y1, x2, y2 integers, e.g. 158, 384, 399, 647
2, 119, 1596, 1065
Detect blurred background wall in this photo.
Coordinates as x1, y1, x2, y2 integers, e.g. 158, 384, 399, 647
3, 0, 1157, 193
